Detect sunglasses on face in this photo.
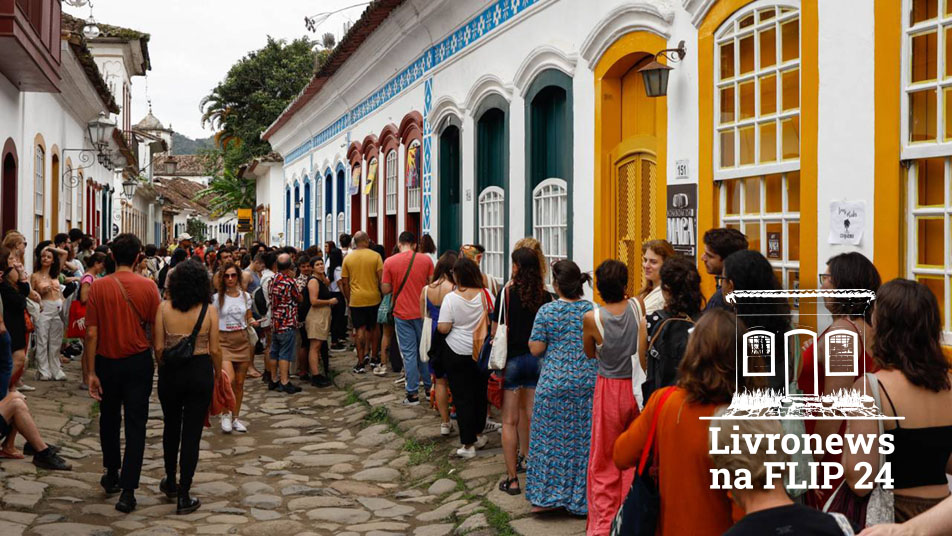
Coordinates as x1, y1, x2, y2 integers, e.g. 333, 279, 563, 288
224, 273, 239, 279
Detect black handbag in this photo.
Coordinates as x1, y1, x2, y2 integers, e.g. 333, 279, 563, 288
610, 387, 676, 536
162, 302, 208, 366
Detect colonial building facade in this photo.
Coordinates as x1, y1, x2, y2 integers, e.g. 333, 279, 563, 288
260, 0, 951, 342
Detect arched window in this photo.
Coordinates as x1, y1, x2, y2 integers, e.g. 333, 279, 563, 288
65, 163, 73, 229
716, 3, 801, 291
742, 329, 776, 377
336, 167, 346, 240
385, 149, 398, 215
903, 1, 952, 337
532, 179, 568, 266
325, 213, 333, 243
478, 186, 506, 281
315, 174, 323, 241
406, 140, 422, 213
824, 329, 859, 377
285, 187, 291, 243
303, 178, 312, 247
34, 144, 45, 244
475, 96, 509, 283
367, 158, 379, 218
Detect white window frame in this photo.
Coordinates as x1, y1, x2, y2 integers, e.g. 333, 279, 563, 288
315, 175, 323, 243
742, 330, 776, 377
368, 158, 379, 218
901, 0, 952, 160
478, 186, 505, 284
532, 178, 568, 271
385, 149, 398, 215
35, 146, 44, 217
407, 141, 421, 213
904, 158, 952, 343
337, 212, 345, 240
714, 1, 801, 180
325, 213, 333, 243
718, 173, 800, 290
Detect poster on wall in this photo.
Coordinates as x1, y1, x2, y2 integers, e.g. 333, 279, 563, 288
364, 158, 378, 196
350, 164, 360, 195
666, 183, 697, 260
828, 200, 865, 246
406, 142, 420, 189
767, 232, 782, 259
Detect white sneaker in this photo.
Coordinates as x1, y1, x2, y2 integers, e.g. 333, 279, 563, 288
474, 435, 488, 450
53, 370, 67, 381
484, 419, 502, 433
393, 375, 406, 385
455, 446, 476, 459
232, 419, 247, 433
373, 365, 387, 376
17, 383, 35, 392
221, 413, 233, 434
440, 422, 453, 436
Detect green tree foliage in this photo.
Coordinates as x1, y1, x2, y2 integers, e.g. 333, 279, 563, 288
186, 217, 206, 242
195, 166, 256, 217
200, 36, 318, 167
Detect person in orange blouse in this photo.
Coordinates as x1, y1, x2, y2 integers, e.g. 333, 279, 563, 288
613, 309, 749, 536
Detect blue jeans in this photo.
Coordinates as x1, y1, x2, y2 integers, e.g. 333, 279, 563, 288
394, 317, 430, 396
270, 330, 296, 362
0, 330, 11, 400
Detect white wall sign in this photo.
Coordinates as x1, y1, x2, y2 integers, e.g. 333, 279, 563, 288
675, 159, 690, 180
828, 201, 865, 246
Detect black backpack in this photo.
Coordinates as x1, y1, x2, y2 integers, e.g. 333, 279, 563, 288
641, 311, 695, 402
157, 264, 170, 291
253, 285, 269, 317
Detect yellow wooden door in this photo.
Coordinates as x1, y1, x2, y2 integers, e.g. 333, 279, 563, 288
615, 152, 656, 297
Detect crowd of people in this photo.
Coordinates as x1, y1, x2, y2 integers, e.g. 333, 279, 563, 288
0, 223, 949, 536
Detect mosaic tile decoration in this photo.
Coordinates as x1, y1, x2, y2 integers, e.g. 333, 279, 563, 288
285, 0, 541, 165
422, 77, 433, 233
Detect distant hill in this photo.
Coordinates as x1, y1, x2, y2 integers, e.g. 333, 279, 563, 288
172, 132, 214, 155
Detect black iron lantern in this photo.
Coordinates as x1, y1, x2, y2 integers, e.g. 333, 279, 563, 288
639, 41, 687, 98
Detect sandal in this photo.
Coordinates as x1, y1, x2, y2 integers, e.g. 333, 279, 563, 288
0, 449, 25, 460
247, 369, 262, 379
517, 454, 527, 473
498, 476, 521, 496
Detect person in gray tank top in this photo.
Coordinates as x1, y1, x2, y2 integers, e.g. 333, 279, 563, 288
582, 260, 646, 536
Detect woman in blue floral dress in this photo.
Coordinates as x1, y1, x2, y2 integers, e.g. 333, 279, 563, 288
526, 260, 596, 515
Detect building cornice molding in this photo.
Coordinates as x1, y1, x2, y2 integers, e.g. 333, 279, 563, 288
463, 74, 512, 114
580, 2, 674, 69
683, 0, 718, 28
513, 45, 578, 97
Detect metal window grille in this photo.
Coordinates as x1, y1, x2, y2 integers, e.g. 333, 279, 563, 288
478, 186, 505, 283
532, 178, 568, 278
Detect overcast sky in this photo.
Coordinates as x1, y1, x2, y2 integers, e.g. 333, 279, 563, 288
63, 0, 367, 140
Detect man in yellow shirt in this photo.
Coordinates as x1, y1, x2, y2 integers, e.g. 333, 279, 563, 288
340, 231, 382, 374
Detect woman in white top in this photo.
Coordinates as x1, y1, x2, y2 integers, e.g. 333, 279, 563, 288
437, 257, 492, 459
637, 239, 676, 316
212, 262, 258, 433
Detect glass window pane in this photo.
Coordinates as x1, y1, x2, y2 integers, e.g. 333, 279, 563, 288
726, 222, 741, 232
787, 171, 801, 212
739, 14, 754, 29
910, 89, 938, 142
945, 87, 952, 139
759, 8, 776, 22
740, 126, 755, 165
781, 19, 799, 62
760, 122, 777, 163
760, 27, 777, 69
782, 116, 800, 159
720, 86, 735, 124
720, 41, 735, 80
725, 179, 741, 215
787, 270, 800, 292
740, 80, 755, 120
746, 221, 762, 253
782, 69, 799, 111
917, 217, 945, 266
720, 130, 736, 168
912, 0, 938, 24
917, 276, 946, 328
946, 27, 952, 78
788, 222, 800, 261
740, 35, 755, 74
765, 173, 783, 212
912, 30, 938, 83
760, 74, 777, 116
744, 177, 762, 214
917, 158, 945, 206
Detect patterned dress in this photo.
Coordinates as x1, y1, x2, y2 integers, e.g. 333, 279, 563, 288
526, 299, 597, 515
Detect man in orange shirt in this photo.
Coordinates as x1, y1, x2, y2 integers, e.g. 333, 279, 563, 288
84, 234, 161, 514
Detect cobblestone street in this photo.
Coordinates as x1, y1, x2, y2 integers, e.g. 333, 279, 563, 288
0, 351, 586, 536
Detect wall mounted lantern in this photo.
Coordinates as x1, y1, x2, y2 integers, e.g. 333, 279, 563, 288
639, 40, 687, 98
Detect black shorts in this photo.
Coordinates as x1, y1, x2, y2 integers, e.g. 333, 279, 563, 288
350, 305, 379, 331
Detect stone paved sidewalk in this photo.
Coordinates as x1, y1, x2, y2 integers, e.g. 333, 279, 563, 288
0, 351, 586, 536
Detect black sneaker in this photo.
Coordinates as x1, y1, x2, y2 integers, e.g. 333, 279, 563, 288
115, 490, 136, 513
261, 371, 272, 384
24, 443, 60, 456
279, 382, 301, 394
363, 355, 372, 366
268, 381, 279, 391
330, 343, 346, 352
352, 365, 365, 374
101, 472, 121, 494
159, 476, 177, 499
297, 372, 311, 381
402, 395, 420, 406
33, 449, 71, 471
311, 375, 333, 388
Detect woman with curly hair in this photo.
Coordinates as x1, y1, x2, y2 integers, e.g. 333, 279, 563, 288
493, 247, 552, 495
31, 245, 66, 381
154, 259, 221, 514
640, 255, 704, 401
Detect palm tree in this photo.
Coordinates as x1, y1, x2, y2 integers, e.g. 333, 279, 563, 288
194, 167, 255, 216
321, 32, 336, 49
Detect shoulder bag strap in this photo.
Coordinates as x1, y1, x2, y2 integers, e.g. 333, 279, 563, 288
113, 275, 146, 330
190, 302, 208, 343
593, 307, 605, 339
393, 252, 416, 303
637, 386, 677, 475
646, 315, 694, 353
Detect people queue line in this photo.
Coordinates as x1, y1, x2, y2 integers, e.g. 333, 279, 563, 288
0, 223, 948, 535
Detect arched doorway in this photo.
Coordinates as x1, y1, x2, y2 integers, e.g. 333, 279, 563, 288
438, 120, 462, 254
303, 178, 311, 248
336, 167, 345, 243
593, 32, 668, 297
474, 95, 509, 283
1, 139, 17, 235
51, 152, 60, 236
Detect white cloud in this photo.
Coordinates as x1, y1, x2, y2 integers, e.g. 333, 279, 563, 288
63, 0, 366, 140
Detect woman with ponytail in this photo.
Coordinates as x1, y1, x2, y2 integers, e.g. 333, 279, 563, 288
523, 260, 596, 516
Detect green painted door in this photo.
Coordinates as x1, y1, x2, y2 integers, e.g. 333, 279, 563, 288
439, 125, 461, 254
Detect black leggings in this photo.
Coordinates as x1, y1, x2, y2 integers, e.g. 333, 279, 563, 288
443, 349, 488, 446
330, 291, 347, 342
158, 355, 213, 491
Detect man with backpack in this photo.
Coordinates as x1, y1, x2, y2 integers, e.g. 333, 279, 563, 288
701, 228, 748, 311
254, 251, 277, 384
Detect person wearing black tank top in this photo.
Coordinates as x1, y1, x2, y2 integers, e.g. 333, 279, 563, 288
843, 279, 952, 523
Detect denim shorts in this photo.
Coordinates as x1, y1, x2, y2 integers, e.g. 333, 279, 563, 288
270, 330, 296, 362
503, 352, 540, 390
